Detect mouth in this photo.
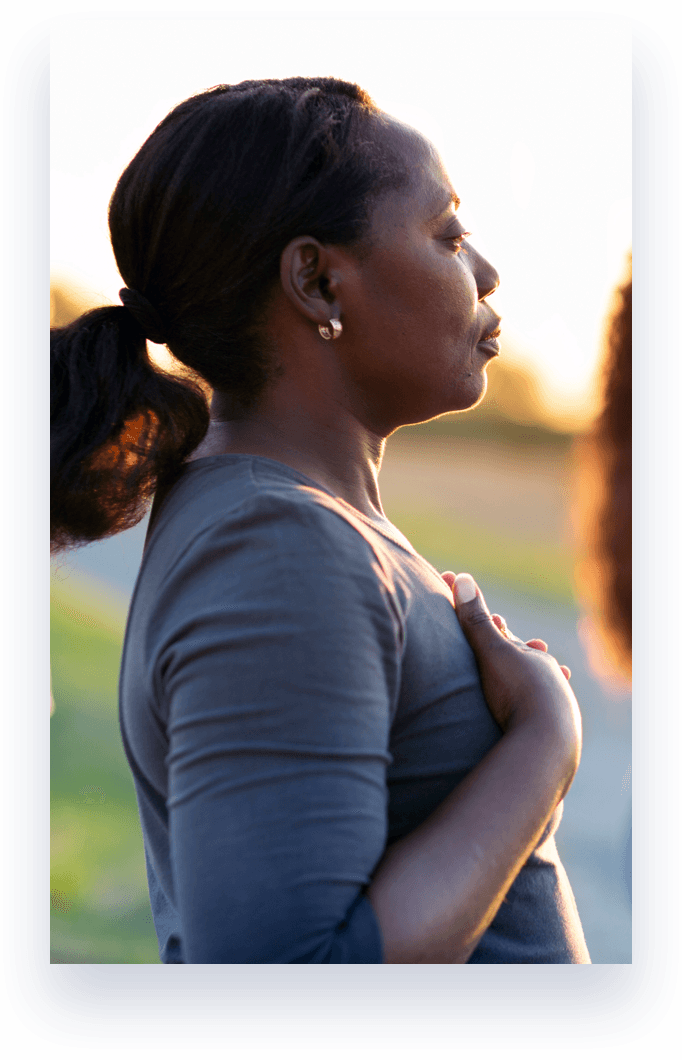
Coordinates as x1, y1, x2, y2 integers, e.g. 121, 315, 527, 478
477, 322, 502, 358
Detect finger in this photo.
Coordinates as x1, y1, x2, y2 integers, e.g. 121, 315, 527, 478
453, 573, 487, 613
560, 665, 572, 681
453, 574, 510, 660
493, 618, 526, 647
441, 571, 456, 591
526, 638, 548, 652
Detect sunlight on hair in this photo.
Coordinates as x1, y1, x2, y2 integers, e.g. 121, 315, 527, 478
147, 342, 176, 373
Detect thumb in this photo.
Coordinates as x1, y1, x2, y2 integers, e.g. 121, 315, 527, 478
453, 573, 505, 661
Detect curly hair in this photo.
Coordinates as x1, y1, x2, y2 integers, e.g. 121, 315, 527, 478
573, 252, 632, 680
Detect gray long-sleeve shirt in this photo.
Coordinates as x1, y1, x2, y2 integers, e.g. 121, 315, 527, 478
119, 454, 590, 963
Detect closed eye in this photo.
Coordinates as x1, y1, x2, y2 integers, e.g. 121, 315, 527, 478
447, 232, 472, 253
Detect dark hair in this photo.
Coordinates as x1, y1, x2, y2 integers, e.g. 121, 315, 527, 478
573, 252, 632, 680
51, 77, 407, 552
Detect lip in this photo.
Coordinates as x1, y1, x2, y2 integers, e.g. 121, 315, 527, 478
476, 336, 500, 357
477, 317, 502, 357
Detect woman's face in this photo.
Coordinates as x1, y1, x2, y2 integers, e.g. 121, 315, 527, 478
338, 116, 501, 433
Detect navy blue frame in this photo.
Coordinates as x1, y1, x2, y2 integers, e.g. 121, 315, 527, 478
4, 12, 678, 1047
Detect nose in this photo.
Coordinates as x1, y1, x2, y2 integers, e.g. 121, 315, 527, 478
471, 247, 500, 301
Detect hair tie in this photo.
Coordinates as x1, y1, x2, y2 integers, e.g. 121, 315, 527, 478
119, 288, 168, 345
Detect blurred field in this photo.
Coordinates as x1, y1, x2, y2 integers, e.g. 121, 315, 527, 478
50, 576, 160, 963
50, 424, 631, 965
380, 430, 574, 603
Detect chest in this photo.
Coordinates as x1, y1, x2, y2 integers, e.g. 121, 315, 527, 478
385, 578, 502, 840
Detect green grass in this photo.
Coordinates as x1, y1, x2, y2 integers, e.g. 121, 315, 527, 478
394, 413, 576, 451
383, 507, 576, 605
49, 490, 575, 963
50, 577, 161, 963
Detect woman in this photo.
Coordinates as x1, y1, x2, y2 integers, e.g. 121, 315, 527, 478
51, 77, 589, 963
573, 253, 632, 690
573, 253, 632, 902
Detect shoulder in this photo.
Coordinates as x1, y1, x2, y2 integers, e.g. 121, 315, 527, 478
134, 458, 407, 720
146, 455, 394, 574
139, 456, 408, 630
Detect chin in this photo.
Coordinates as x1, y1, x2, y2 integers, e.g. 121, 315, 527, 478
447, 372, 489, 415
389, 374, 489, 431
465, 378, 489, 410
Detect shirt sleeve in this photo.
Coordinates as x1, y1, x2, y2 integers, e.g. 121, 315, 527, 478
152, 489, 404, 963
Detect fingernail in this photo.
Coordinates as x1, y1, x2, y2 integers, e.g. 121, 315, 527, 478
455, 573, 477, 603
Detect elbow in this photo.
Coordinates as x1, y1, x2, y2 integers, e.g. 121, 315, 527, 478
183, 897, 383, 964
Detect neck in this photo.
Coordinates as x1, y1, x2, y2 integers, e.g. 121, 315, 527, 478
191, 388, 388, 521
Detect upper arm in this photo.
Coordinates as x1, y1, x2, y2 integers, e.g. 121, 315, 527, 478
154, 497, 403, 962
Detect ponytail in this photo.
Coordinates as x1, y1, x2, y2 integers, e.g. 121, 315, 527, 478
50, 304, 209, 553
51, 76, 407, 553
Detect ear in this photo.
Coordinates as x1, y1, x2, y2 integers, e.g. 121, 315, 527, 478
279, 236, 342, 327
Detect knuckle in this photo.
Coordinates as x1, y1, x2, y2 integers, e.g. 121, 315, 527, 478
465, 609, 494, 630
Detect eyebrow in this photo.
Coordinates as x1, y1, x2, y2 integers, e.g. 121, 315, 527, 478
430, 191, 461, 221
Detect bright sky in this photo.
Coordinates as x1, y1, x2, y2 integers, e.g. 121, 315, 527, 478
51, 15, 630, 421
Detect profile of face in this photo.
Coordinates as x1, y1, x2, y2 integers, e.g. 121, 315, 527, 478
314, 116, 502, 434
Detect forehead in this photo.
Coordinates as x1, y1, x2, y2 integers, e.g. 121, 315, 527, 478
370, 114, 458, 224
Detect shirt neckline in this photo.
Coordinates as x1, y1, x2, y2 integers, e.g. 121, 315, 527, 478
182, 452, 420, 557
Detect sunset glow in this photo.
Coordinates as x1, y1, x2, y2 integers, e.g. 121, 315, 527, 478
51, 15, 630, 430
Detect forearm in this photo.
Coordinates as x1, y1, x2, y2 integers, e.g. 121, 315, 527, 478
367, 720, 580, 963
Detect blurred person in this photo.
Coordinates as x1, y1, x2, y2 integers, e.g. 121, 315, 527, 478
51, 77, 589, 963
573, 253, 632, 900
573, 253, 632, 691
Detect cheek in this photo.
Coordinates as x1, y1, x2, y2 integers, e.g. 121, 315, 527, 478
444, 265, 479, 332
366, 269, 449, 336
411, 253, 479, 337
354, 244, 479, 354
